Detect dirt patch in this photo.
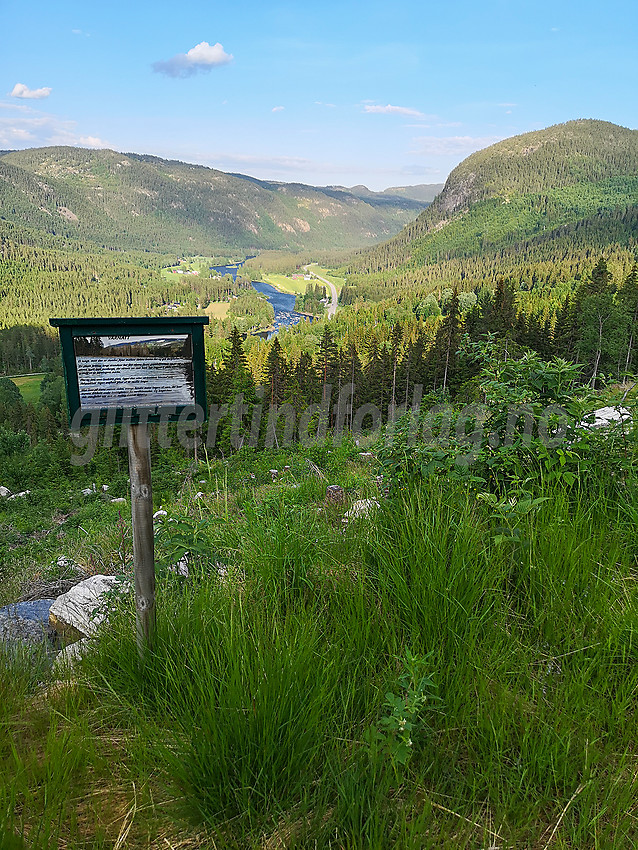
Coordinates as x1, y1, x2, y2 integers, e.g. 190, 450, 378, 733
58, 206, 79, 222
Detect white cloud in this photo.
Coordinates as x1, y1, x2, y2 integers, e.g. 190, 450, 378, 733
364, 104, 425, 118
0, 104, 108, 149
10, 83, 52, 100
71, 28, 90, 36
0, 126, 34, 142
0, 101, 30, 112
410, 135, 501, 156
271, 106, 285, 112
78, 135, 106, 147
314, 101, 336, 108
153, 41, 233, 78
497, 102, 517, 108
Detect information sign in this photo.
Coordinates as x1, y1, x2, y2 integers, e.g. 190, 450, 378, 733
49, 316, 210, 660
49, 317, 209, 425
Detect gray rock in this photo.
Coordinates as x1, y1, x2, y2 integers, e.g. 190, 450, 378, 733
0, 485, 11, 498
53, 637, 92, 672
110, 497, 127, 504
0, 599, 56, 645
326, 484, 345, 505
169, 554, 190, 577
7, 490, 30, 500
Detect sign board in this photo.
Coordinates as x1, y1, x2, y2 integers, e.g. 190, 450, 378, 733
49, 317, 209, 425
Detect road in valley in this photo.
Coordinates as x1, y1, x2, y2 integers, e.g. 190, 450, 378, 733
304, 266, 338, 318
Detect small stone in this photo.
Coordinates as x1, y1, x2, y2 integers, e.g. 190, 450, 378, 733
101, 484, 109, 492
110, 497, 127, 504
54, 637, 92, 673
56, 556, 79, 572
7, 490, 30, 500
169, 555, 189, 577
325, 484, 346, 505
344, 499, 380, 522
0, 486, 11, 498
270, 469, 279, 480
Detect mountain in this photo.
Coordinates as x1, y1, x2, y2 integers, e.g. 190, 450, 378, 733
0, 147, 429, 255
331, 183, 444, 204
347, 120, 638, 284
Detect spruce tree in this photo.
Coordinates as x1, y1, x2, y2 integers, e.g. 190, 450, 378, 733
264, 337, 288, 407
428, 288, 463, 393
316, 326, 340, 405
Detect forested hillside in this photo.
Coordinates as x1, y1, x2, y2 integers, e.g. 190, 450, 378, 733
346, 120, 638, 289
0, 147, 427, 255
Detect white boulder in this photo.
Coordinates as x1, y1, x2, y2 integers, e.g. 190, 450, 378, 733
344, 499, 380, 521
580, 406, 632, 430
0, 486, 11, 498
49, 574, 122, 637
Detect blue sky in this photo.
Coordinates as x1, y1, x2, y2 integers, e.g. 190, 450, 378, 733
1, 0, 636, 190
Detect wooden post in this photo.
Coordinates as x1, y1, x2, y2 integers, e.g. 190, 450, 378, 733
127, 423, 156, 659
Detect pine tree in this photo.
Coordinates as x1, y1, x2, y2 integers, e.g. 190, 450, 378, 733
343, 342, 363, 430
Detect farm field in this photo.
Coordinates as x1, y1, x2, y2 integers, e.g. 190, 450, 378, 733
204, 301, 230, 319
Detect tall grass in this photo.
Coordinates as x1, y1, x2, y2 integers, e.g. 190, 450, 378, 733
2, 470, 638, 847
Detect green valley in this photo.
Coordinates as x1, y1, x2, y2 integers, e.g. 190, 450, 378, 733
2, 118, 638, 849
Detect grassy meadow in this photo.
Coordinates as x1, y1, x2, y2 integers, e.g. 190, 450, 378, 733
8, 374, 43, 405
263, 273, 309, 295
306, 264, 346, 293
2, 432, 638, 848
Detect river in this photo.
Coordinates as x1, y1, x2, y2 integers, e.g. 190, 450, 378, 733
211, 260, 309, 338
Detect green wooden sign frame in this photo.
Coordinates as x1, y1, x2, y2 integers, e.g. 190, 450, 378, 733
50, 316, 209, 425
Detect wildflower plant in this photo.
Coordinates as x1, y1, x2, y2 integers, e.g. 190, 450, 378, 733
367, 649, 441, 772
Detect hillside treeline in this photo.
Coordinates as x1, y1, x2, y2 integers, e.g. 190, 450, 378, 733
0, 240, 256, 334
205, 259, 638, 450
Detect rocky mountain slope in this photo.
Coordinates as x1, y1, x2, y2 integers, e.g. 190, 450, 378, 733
0, 147, 429, 255
348, 120, 638, 277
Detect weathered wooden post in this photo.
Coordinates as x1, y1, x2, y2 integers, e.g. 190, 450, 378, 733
127, 422, 156, 656
50, 316, 209, 664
